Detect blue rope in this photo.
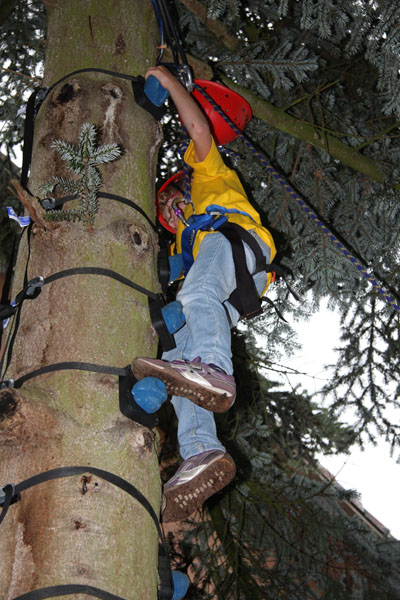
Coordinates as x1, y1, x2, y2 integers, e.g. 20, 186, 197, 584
192, 83, 400, 313
178, 134, 193, 209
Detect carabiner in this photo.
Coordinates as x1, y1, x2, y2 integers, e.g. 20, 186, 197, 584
179, 65, 194, 93
172, 198, 190, 226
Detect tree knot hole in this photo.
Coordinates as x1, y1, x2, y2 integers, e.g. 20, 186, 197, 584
0, 389, 19, 421
56, 83, 76, 104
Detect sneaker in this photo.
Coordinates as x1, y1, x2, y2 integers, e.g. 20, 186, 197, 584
131, 357, 236, 413
162, 450, 236, 522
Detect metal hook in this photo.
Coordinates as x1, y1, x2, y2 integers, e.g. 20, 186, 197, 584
172, 198, 190, 226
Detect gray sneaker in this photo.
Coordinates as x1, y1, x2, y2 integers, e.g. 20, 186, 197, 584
162, 450, 236, 522
131, 356, 236, 412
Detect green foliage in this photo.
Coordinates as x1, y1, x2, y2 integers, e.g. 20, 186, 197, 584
165, 331, 400, 599
39, 123, 121, 229
0, 0, 45, 265
1, 0, 400, 597
323, 292, 400, 453
206, 0, 240, 21
0, 0, 44, 149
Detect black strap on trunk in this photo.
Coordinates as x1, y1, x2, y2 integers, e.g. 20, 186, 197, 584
11, 584, 127, 600
0, 466, 173, 600
1, 265, 176, 386
21, 67, 166, 190
1, 362, 158, 429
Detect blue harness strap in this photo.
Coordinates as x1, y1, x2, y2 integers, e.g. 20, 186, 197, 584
180, 213, 227, 274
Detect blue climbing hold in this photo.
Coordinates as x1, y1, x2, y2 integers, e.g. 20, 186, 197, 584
144, 75, 170, 106
161, 300, 185, 334
168, 254, 184, 283
131, 377, 168, 414
172, 570, 190, 600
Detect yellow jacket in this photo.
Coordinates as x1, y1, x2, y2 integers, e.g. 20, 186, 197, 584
176, 138, 277, 290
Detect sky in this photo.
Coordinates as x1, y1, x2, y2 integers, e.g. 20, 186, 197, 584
281, 299, 400, 540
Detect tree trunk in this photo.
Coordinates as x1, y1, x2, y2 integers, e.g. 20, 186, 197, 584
0, 1, 163, 598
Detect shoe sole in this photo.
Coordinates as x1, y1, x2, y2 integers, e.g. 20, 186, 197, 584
162, 454, 236, 522
131, 358, 235, 413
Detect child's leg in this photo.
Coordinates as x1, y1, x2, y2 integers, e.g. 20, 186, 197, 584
161, 323, 232, 523
177, 230, 271, 372
132, 231, 270, 411
162, 324, 226, 460
176, 232, 237, 374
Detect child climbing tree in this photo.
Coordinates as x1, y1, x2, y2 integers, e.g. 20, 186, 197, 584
0, 1, 165, 597
1, 1, 400, 598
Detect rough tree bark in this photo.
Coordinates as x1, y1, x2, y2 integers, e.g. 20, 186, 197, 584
0, 1, 164, 598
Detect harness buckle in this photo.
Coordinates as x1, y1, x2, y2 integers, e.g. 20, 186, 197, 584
172, 198, 190, 227
41, 197, 56, 210
0, 483, 20, 507
0, 379, 15, 389
25, 276, 44, 299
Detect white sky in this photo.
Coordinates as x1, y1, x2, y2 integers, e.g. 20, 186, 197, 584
281, 298, 400, 539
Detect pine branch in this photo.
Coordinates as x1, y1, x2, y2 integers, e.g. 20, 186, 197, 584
178, 6, 398, 188
41, 123, 121, 229
219, 74, 393, 188
178, 0, 238, 51
208, 503, 266, 600
0, 0, 19, 27
355, 120, 400, 151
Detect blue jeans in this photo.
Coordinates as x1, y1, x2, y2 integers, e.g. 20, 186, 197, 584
163, 231, 271, 459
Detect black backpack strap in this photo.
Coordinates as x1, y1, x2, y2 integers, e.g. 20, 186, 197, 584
217, 222, 264, 320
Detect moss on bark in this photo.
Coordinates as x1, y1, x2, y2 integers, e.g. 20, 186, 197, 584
0, 1, 163, 598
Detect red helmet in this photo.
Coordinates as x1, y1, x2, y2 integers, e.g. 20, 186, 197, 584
156, 171, 185, 234
191, 80, 252, 146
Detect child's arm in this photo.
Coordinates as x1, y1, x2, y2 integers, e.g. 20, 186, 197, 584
145, 66, 212, 162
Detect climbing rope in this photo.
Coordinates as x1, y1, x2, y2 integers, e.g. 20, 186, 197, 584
191, 83, 400, 312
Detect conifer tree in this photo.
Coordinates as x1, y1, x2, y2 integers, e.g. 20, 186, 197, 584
1, 1, 400, 598
0, 1, 164, 596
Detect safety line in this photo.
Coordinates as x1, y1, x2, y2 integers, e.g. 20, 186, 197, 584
193, 83, 400, 312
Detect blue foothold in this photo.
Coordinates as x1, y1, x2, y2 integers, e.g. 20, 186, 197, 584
131, 377, 168, 414
172, 571, 190, 600
162, 300, 186, 334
